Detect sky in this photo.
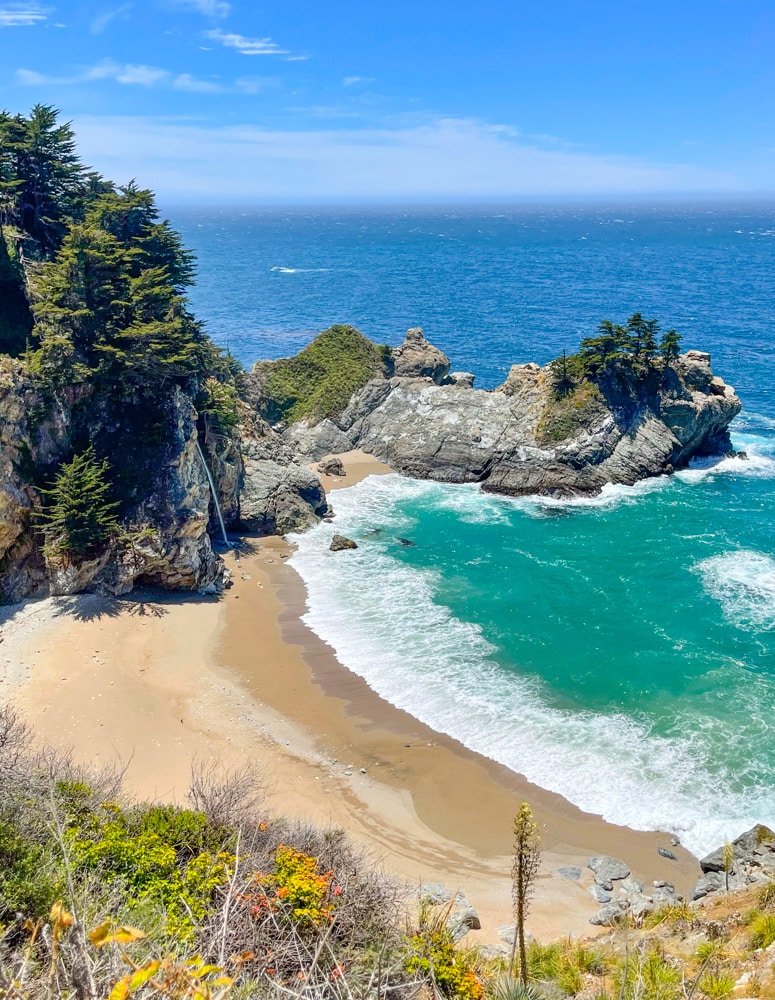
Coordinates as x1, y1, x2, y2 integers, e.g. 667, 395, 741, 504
1, 0, 774, 201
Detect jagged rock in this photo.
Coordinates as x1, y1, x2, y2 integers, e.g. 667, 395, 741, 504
330, 534, 358, 551
588, 856, 631, 884
692, 872, 725, 901
700, 825, 775, 875
557, 866, 582, 881
312, 342, 741, 497
283, 418, 353, 463
658, 847, 678, 860
620, 878, 645, 895
416, 884, 481, 942
589, 885, 612, 903
653, 883, 682, 905
628, 893, 655, 920
317, 455, 346, 476
590, 899, 630, 926
448, 371, 475, 389
391, 327, 450, 384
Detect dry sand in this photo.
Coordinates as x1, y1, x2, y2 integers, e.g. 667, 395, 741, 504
0, 450, 700, 944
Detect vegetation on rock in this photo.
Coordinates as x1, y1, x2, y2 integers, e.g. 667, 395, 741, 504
256, 324, 390, 425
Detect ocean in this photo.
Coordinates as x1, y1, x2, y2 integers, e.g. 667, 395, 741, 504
169, 202, 775, 857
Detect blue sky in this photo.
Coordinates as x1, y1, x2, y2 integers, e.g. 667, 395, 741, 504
1, 0, 774, 200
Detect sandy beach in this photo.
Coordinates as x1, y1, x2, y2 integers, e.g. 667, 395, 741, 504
0, 449, 700, 945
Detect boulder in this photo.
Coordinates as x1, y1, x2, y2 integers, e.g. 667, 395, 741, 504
448, 371, 475, 389
416, 884, 481, 943
589, 885, 612, 904
658, 847, 678, 860
700, 825, 775, 875
590, 899, 630, 926
317, 455, 346, 476
588, 856, 631, 884
391, 327, 450, 384
330, 534, 358, 552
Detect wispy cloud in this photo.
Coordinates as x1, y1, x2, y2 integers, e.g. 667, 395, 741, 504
205, 28, 289, 56
171, 0, 229, 16
91, 2, 133, 34
343, 76, 375, 87
69, 114, 738, 202
0, 3, 49, 26
173, 72, 222, 92
235, 75, 281, 94
17, 60, 235, 94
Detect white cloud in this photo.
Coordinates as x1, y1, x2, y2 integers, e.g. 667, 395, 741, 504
171, 0, 229, 16
205, 28, 289, 56
0, 4, 49, 26
69, 114, 738, 202
235, 75, 281, 94
16, 59, 168, 86
115, 64, 168, 85
173, 72, 222, 92
343, 76, 375, 87
91, 3, 133, 35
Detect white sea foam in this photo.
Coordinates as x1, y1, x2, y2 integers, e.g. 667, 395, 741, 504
695, 551, 775, 632
289, 475, 775, 856
270, 266, 329, 274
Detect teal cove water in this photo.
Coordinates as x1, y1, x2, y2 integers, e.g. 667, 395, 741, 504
169, 203, 775, 856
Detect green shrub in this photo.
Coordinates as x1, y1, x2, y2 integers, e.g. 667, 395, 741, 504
258, 324, 388, 424
536, 381, 606, 445
0, 818, 64, 918
406, 903, 485, 1000
698, 971, 736, 1000
748, 911, 775, 949
614, 946, 682, 1000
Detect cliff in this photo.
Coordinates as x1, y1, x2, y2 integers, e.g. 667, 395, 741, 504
271, 328, 741, 498
0, 359, 327, 603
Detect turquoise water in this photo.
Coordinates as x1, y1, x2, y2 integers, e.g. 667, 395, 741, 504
169, 203, 775, 855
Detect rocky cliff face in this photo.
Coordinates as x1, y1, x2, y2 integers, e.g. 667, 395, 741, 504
0, 363, 327, 604
282, 330, 742, 498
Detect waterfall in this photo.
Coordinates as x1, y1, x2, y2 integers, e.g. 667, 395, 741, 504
195, 439, 230, 547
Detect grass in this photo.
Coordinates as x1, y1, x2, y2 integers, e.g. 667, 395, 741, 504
257, 324, 390, 425
536, 380, 607, 445
748, 911, 775, 949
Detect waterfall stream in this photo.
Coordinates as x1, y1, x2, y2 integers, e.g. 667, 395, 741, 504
195, 439, 230, 547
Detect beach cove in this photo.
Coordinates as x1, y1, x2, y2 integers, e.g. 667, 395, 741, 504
0, 450, 701, 945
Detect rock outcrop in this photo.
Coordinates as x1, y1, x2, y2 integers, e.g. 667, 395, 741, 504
280, 330, 741, 498
0, 365, 327, 603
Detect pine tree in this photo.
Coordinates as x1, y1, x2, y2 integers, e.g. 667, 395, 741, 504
509, 802, 542, 985
36, 446, 120, 559
660, 328, 682, 364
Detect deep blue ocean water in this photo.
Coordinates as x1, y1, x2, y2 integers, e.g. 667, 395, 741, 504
170, 203, 775, 855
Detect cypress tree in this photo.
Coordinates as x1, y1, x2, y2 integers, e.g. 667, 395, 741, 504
37, 446, 120, 559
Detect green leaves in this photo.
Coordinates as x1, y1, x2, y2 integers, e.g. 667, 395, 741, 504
36, 445, 120, 560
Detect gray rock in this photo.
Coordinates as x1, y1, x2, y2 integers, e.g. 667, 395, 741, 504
589, 899, 630, 927
557, 866, 582, 881
588, 856, 631, 883
329, 534, 358, 552
653, 884, 682, 905
415, 884, 480, 942
448, 371, 476, 389
658, 847, 678, 860
700, 825, 775, 874
317, 455, 346, 476
391, 327, 450, 384
628, 893, 655, 921
691, 872, 725, 901
497, 925, 536, 947
589, 885, 612, 903
620, 878, 645, 895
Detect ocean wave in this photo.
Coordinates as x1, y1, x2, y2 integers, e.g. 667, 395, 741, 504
694, 550, 775, 633
270, 266, 329, 274
289, 476, 775, 856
